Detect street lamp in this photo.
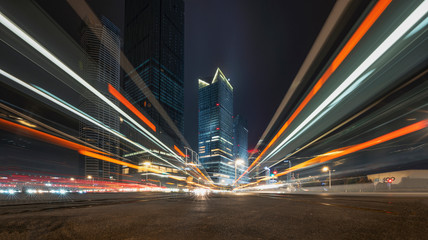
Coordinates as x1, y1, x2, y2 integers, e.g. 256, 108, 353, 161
284, 160, 292, 182
235, 159, 244, 183
143, 162, 151, 182
322, 167, 333, 189
87, 175, 94, 191
264, 167, 270, 184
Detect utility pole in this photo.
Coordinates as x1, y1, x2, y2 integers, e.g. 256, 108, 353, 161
284, 160, 292, 182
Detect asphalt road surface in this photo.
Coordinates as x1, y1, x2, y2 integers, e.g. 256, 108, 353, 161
0, 192, 427, 240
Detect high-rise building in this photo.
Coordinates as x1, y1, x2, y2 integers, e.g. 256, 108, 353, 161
198, 68, 234, 185
233, 114, 249, 182
79, 16, 121, 180
123, 0, 184, 141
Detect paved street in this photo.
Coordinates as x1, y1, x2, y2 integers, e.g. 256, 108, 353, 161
0, 192, 427, 239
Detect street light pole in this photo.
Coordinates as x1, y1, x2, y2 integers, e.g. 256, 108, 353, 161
322, 167, 332, 189
143, 161, 151, 183
284, 160, 292, 182
235, 159, 244, 183
264, 167, 270, 184
87, 175, 93, 191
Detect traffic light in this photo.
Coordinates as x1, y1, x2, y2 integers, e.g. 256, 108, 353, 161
385, 177, 395, 183
270, 173, 274, 177
273, 170, 278, 175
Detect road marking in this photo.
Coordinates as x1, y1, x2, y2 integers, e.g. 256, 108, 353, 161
258, 194, 400, 215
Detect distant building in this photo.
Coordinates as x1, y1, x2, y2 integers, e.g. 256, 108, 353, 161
233, 114, 249, 183
79, 16, 121, 180
367, 170, 428, 188
123, 0, 185, 141
198, 68, 234, 185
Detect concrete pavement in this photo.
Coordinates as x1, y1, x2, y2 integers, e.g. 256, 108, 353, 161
0, 192, 426, 239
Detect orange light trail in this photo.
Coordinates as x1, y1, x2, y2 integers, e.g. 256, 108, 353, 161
79, 150, 142, 169
0, 118, 106, 155
194, 166, 211, 182
187, 181, 212, 190
80, 150, 197, 183
172, 146, 214, 186
236, 0, 392, 183
108, 84, 156, 132
189, 165, 216, 187
238, 120, 428, 189
174, 145, 186, 158
0, 118, 214, 188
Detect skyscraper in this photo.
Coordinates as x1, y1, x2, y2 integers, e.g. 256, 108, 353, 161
80, 16, 121, 180
198, 68, 234, 185
233, 114, 249, 183
123, 0, 184, 141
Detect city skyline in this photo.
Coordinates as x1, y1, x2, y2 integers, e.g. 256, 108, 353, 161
1, 0, 428, 238
35, 0, 336, 150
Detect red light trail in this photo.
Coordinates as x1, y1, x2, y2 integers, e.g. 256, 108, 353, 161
108, 84, 156, 132
236, 0, 392, 183
238, 119, 428, 188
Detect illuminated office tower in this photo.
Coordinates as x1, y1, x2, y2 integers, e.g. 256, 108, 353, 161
198, 68, 234, 185
123, 0, 184, 141
80, 16, 121, 180
233, 114, 249, 183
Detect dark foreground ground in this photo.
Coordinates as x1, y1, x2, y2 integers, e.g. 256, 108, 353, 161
0, 192, 427, 240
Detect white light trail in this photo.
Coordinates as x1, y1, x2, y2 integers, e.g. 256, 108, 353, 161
122, 119, 185, 163
264, 0, 428, 161
0, 68, 181, 169
0, 11, 183, 162
275, 70, 374, 148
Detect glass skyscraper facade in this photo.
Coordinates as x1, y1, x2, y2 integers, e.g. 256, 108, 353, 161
233, 114, 249, 183
198, 68, 234, 185
123, 0, 184, 141
80, 16, 121, 180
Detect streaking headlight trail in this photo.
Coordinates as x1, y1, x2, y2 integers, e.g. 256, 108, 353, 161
264, 0, 428, 161
0, 68, 181, 169
0, 11, 183, 162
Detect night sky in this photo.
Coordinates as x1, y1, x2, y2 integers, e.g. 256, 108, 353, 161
183, 0, 335, 149
39, 0, 336, 150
